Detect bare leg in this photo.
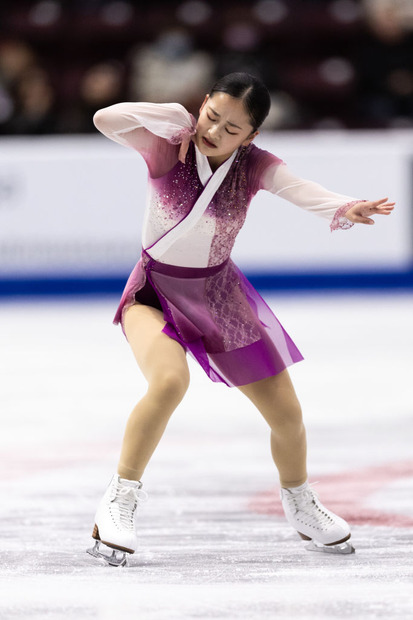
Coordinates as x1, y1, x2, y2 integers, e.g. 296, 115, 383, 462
117, 303, 190, 481
238, 370, 307, 488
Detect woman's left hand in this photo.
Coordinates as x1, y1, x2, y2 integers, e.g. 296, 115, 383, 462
344, 198, 395, 225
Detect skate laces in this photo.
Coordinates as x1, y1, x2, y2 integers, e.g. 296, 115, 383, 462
296, 483, 319, 507
285, 483, 335, 529
112, 484, 148, 530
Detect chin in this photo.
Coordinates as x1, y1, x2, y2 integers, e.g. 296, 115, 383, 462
195, 136, 206, 150
196, 141, 206, 154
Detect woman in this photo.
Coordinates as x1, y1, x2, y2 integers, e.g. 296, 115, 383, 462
87, 73, 394, 566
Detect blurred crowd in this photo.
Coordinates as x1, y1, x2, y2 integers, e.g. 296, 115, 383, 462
0, 0, 412, 135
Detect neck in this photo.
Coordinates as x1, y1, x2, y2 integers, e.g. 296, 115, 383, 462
207, 151, 237, 172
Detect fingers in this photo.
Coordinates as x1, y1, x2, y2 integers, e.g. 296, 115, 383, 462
373, 197, 389, 206
371, 198, 395, 209
178, 136, 191, 163
363, 199, 395, 216
372, 206, 394, 215
372, 197, 394, 206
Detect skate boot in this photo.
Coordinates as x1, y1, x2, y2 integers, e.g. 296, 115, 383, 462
87, 474, 148, 566
280, 482, 355, 554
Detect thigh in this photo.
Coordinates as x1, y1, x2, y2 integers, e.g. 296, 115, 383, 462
123, 302, 188, 383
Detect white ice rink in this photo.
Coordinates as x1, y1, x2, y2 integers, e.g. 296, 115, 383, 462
1, 292, 412, 619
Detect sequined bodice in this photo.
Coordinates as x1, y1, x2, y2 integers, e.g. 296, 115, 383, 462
142, 142, 257, 267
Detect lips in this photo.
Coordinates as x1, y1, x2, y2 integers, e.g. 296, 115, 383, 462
202, 136, 217, 148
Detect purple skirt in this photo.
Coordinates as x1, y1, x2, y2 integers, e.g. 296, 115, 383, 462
114, 253, 303, 387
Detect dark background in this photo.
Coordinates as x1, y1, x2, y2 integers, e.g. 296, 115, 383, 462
0, 0, 412, 135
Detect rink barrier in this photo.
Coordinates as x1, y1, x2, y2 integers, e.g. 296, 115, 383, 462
1, 268, 412, 297
1, 132, 412, 282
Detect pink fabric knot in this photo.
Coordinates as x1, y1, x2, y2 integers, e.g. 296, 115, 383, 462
167, 113, 197, 163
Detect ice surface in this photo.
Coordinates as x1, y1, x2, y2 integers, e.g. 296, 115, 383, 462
0, 293, 412, 619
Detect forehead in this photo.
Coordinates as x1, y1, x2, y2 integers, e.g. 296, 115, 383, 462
207, 92, 252, 126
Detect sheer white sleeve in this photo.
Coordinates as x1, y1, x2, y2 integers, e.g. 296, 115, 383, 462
261, 162, 364, 231
93, 102, 197, 151
93, 102, 197, 176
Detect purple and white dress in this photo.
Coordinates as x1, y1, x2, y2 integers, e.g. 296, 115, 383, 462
94, 102, 358, 387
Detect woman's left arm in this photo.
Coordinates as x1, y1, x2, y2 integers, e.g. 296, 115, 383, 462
261, 163, 395, 231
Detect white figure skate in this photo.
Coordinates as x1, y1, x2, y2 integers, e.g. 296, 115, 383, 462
280, 483, 355, 555
87, 474, 148, 566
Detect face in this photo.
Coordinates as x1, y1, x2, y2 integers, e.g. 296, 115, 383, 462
194, 92, 258, 168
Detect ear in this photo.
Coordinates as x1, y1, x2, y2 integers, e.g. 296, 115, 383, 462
199, 94, 209, 114
242, 130, 259, 147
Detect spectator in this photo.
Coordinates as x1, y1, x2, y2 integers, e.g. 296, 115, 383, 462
363, 0, 413, 43
0, 39, 38, 131
3, 65, 58, 134
61, 61, 126, 133
359, 0, 413, 127
128, 28, 215, 117
0, 2, 412, 133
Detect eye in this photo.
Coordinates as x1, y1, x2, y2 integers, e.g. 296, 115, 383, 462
206, 112, 238, 135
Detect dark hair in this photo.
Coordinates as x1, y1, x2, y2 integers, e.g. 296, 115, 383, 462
209, 72, 271, 131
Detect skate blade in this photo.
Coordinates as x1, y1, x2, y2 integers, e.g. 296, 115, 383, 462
305, 540, 355, 555
87, 540, 129, 567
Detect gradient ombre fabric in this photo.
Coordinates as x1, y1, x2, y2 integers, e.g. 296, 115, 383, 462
132, 252, 303, 387
94, 102, 358, 386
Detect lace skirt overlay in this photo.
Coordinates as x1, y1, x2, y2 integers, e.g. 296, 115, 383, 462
114, 252, 303, 387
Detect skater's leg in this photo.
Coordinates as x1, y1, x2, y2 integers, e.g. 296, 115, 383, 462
88, 302, 187, 562
238, 369, 307, 488
117, 302, 190, 481
239, 370, 352, 551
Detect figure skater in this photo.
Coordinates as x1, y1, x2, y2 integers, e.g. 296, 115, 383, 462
87, 72, 394, 566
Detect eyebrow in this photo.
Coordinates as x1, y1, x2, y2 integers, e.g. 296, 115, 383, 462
208, 105, 242, 130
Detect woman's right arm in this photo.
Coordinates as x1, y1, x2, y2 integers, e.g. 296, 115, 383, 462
93, 102, 196, 175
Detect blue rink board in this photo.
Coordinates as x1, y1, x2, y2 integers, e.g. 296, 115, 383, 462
1, 268, 413, 297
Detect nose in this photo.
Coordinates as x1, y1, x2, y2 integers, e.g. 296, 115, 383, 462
209, 124, 219, 138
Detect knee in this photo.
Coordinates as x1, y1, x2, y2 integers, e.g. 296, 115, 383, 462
271, 399, 304, 431
149, 366, 190, 405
